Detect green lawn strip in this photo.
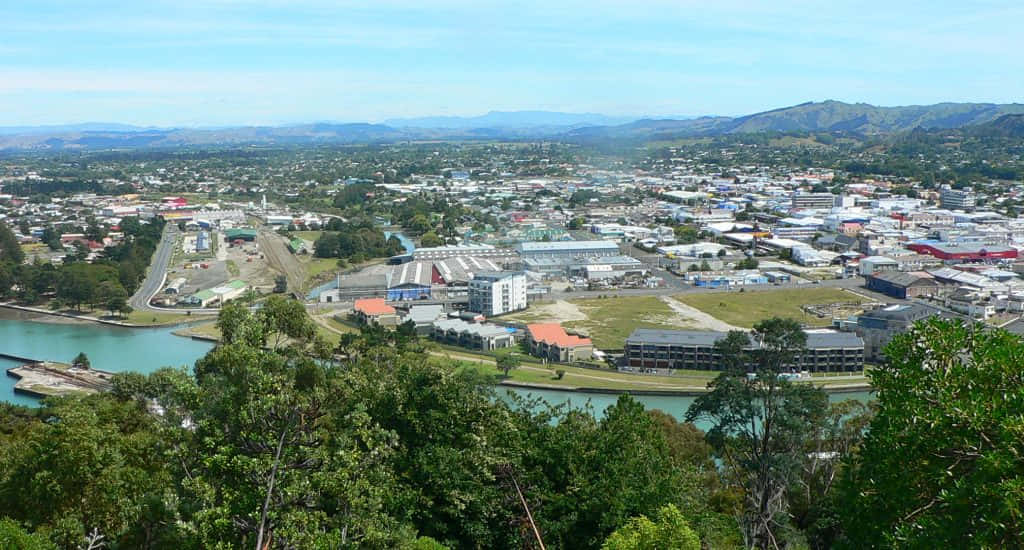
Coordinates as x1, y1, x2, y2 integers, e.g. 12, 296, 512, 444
675, 288, 869, 329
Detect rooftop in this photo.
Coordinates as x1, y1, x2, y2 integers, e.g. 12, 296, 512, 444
354, 298, 396, 316
526, 323, 592, 348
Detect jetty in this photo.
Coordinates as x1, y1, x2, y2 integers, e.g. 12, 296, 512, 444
5, 361, 115, 398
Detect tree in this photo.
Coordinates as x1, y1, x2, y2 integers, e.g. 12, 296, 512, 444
687, 318, 828, 550
419, 231, 444, 248
0, 221, 24, 265
717, 248, 727, 258
568, 217, 587, 230
0, 518, 56, 550
496, 353, 520, 377
602, 504, 701, 550
0, 397, 185, 547
837, 319, 1024, 548
71, 352, 90, 369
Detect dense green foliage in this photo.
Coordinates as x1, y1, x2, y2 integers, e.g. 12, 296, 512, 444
0, 300, 735, 549
601, 505, 701, 550
313, 219, 405, 262
1, 306, 1021, 548
837, 319, 1024, 548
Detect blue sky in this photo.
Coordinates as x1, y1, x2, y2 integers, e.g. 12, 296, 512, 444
1, 0, 1022, 126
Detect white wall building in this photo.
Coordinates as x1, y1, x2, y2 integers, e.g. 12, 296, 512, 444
468, 271, 527, 316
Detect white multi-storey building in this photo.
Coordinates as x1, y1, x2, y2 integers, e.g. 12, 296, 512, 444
468, 271, 527, 317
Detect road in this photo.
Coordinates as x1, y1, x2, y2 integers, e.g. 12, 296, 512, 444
130, 225, 177, 311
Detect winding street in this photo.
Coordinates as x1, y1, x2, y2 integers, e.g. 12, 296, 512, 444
129, 224, 177, 312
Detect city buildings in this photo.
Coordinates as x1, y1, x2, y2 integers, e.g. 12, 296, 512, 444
940, 187, 977, 210
865, 271, 940, 299
791, 192, 837, 210
855, 304, 939, 361
624, 328, 865, 372
430, 318, 515, 350
467, 271, 527, 316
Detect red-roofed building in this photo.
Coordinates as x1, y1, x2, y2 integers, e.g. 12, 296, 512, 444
353, 298, 399, 326
525, 323, 594, 363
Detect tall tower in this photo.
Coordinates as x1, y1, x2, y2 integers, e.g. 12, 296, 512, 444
261, 194, 267, 211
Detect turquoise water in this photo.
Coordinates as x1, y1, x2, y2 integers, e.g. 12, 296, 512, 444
1, 318, 214, 406
1, 317, 872, 424
498, 387, 873, 432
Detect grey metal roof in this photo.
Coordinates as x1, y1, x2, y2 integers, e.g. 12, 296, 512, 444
626, 329, 742, 347
804, 331, 865, 349
432, 318, 511, 339
627, 328, 863, 350
405, 305, 445, 324
516, 240, 620, 253
868, 271, 938, 287
859, 303, 937, 323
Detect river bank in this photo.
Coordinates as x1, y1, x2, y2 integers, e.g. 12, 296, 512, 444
0, 302, 211, 328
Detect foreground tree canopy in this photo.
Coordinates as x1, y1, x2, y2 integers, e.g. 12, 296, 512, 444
0, 300, 736, 549
837, 318, 1024, 549
0, 307, 1020, 549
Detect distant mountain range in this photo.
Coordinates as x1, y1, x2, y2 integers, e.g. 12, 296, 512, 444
4, 101, 1024, 151
382, 110, 641, 129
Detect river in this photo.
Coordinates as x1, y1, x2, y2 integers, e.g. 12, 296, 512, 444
0, 315, 214, 407
495, 386, 873, 432
1, 315, 872, 424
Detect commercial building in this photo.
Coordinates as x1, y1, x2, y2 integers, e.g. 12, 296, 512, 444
855, 304, 939, 360
467, 271, 527, 316
791, 192, 837, 210
224, 228, 257, 242
865, 271, 940, 299
184, 279, 248, 307
625, 328, 865, 372
940, 188, 976, 210
905, 242, 1018, 261
858, 256, 899, 277
353, 298, 399, 326
385, 261, 433, 301
525, 323, 594, 363
431, 318, 515, 351
407, 243, 517, 263
515, 240, 620, 259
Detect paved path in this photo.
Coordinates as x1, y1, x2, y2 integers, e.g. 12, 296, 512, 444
659, 295, 742, 331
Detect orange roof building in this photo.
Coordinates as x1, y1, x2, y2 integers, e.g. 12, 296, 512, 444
525, 323, 594, 363
353, 298, 399, 326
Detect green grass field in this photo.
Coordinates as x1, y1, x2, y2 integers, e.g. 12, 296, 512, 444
503, 296, 698, 349
303, 257, 338, 279
292, 231, 324, 242
564, 296, 694, 349
675, 288, 869, 328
